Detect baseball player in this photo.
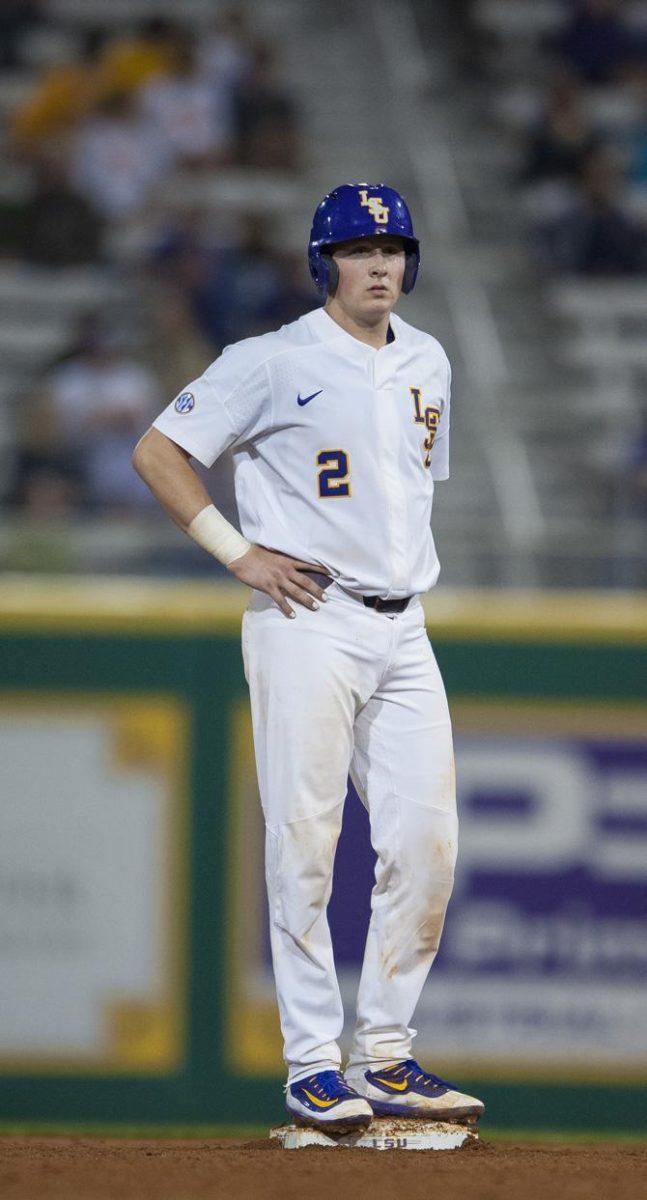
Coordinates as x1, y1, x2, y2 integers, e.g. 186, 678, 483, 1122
133, 183, 484, 1133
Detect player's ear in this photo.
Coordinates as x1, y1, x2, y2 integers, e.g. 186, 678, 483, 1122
322, 252, 339, 297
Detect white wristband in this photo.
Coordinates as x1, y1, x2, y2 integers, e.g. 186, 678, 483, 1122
187, 504, 251, 567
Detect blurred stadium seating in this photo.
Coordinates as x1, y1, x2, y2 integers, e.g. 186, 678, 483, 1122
0, 0, 643, 586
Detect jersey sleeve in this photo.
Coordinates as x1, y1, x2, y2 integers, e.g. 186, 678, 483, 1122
430, 357, 451, 481
152, 341, 272, 468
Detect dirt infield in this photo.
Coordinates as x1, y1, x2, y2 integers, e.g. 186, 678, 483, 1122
0, 1136, 646, 1200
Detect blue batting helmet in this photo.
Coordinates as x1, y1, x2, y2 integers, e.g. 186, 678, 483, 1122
308, 183, 420, 296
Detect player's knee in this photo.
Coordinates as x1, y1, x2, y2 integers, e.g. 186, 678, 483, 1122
407, 849, 455, 935
278, 866, 332, 937
429, 864, 455, 911
401, 815, 458, 890
266, 824, 337, 940
417, 851, 455, 906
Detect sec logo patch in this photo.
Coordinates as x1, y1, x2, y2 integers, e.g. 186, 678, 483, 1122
174, 391, 195, 413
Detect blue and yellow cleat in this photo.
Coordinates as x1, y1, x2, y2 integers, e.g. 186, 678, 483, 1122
346, 1059, 484, 1121
286, 1070, 374, 1133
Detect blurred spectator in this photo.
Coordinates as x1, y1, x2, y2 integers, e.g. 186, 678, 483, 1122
552, 0, 641, 86
143, 283, 214, 400
628, 121, 647, 186
18, 324, 161, 513
520, 69, 601, 185
607, 410, 647, 586
0, 0, 43, 70
98, 17, 183, 95
139, 34, 233, 168
69, 90, 172, 219
154, 211, 312, 349
2, 467, 82, 573
258, 252, 318, 329
625, 415, 647, 516
9, 26, 108, 154
624, 64, 647, 186
234, 44, 300, 170
9, 19, 181, 156
198, 5, 256, 91
150, 204, 224, 311
18, 154, 104, 266
534, 146, 647, 273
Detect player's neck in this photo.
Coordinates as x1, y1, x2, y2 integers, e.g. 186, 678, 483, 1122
324, 299, 393, 350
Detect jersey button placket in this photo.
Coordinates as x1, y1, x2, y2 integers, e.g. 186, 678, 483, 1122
373, 354, 408, 599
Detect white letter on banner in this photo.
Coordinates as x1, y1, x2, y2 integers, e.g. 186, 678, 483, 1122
455, 743, 590, 872
594, 773, 647, 880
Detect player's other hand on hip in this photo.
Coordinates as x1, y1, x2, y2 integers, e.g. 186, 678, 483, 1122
228, 545, 328, 618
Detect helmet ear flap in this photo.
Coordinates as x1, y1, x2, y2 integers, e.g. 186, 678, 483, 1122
321, 252, 339, 297
402, 250, 418, 294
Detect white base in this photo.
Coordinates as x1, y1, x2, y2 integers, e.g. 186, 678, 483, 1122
269, 1115, 480, 1151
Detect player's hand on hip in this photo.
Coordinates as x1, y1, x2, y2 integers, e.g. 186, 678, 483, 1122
227, 545, 328, 618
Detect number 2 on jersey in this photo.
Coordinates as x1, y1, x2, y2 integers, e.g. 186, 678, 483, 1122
317, 450, 351, 498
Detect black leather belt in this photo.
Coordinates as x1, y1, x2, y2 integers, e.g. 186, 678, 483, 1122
362, 595, 411, 614
302, 571, 411, 614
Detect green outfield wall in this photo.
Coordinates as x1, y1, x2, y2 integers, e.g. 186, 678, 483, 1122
0, 579, 645, 1131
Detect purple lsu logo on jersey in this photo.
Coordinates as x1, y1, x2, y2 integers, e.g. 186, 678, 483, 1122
174, 391, 195, 414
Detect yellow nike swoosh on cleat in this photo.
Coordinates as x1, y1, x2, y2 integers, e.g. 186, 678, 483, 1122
301, 1088, 339, 1108
373, 1077, 409, 1091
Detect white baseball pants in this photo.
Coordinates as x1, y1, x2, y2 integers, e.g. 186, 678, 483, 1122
241, 582, 457, 1084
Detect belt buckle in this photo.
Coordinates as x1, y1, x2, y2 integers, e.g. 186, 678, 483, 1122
374, 597, 387, 613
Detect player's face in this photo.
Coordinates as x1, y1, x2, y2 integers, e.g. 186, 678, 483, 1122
331, 237, 405, 320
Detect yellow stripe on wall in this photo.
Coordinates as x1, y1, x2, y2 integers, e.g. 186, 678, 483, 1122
0, 577, 646, 642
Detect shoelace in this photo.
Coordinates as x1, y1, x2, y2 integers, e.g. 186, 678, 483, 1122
290, 1070, 356, 1099
382, 1060, 458, 1090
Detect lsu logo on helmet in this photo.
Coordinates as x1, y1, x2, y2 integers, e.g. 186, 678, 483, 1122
359, 188, 390, 225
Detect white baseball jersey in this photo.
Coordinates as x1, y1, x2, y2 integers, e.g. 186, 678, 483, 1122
153, 306, 451, 598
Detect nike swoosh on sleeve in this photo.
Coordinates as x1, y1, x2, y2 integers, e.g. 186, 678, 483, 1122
297, 390, 323, 406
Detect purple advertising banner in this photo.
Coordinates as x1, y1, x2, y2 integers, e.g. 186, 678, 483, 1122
229, 698, 647, 1082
